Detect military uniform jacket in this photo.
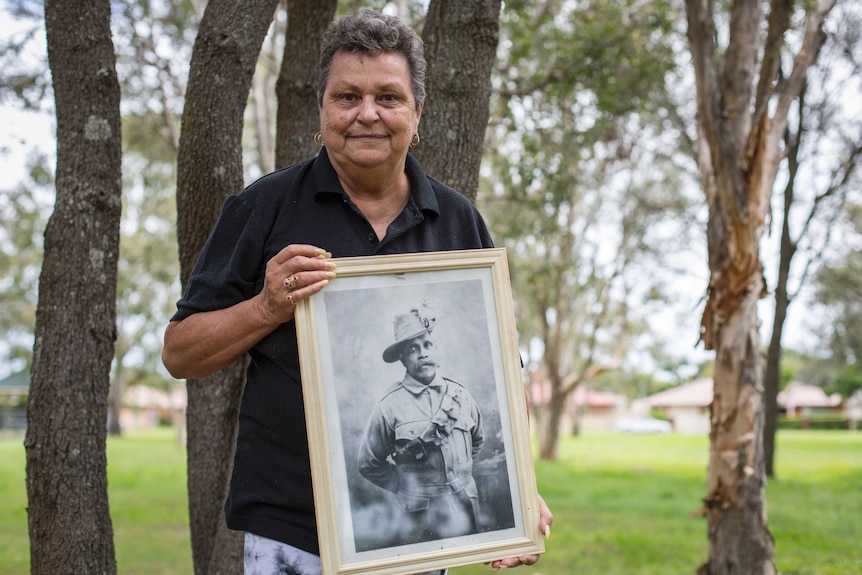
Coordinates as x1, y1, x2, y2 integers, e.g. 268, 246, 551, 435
357, 373, 484, 511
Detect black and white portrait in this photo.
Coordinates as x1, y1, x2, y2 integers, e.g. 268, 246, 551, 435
323, 278, 516, 552
295, 250, 543, 574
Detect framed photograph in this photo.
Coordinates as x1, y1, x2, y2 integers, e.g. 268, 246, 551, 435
295, 248, 544, 575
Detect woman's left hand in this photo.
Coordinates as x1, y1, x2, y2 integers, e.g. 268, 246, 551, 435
488, 493, 553, 570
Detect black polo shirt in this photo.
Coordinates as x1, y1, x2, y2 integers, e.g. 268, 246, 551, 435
172, 148, 494, 554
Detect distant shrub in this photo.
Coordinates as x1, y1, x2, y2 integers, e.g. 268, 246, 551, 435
649, 409, 672, 422
778, 414, 855, 430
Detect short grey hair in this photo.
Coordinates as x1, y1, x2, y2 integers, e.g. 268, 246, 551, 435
317, 9, 426, 110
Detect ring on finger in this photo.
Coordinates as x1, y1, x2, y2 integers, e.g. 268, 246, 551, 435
283, 274, 299, 290
286, 291, 296, 306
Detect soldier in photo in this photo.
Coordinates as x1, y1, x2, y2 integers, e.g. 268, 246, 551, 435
357, 304, 485, 545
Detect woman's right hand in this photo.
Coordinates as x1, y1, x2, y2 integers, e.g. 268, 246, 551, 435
255, 244, 337, 325
162, 244, 336, 380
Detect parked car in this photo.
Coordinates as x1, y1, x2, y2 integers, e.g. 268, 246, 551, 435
616, 415, 673, 434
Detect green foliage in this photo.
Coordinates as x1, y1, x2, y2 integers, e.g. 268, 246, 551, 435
778, 349, 811, 390
0, 154, 53, 373
0, 6, 51, 110
123, 112, 179, 164
0, 126, 181, 385
0, 1, 194, 386
805, 205, 862, 396
814, 214, 862, 367
594, 368, 675, 400
0, 395, 27, 409
777, 415, 854, 431
481, 1, 699, 438
830, 366, 862, 400
503, 0, 676, 115
337, 1, 427, 20
691, 359, 714, 378
111, 0, 196, 111
113, 125, 182, 390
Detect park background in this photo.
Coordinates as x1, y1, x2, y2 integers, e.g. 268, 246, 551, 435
1, 0, 861, 574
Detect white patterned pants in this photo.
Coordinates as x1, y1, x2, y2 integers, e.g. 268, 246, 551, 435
244, 532, 446, 575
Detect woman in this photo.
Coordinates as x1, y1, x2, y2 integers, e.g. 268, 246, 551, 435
162, 10, 551, 575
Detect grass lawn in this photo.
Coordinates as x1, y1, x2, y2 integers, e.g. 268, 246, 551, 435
1, 429, 859, 574
453, 431, 862, 575
0, 429, 192, 575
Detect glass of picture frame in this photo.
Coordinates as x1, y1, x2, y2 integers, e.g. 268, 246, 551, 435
295, 248, 544, 575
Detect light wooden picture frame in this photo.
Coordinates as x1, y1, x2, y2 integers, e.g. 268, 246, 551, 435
295, 248, 543, 575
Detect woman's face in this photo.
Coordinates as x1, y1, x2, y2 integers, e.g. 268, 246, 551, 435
319, 51, 422, 175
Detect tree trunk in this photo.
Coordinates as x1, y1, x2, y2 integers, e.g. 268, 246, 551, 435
107, 374, 124, 436
686, 0, 835, 572
413, 0, 502, 201
107, 343, 129, 436
763, 280, 788, 478
188, 362, 248, 575
763, 171, 797, 480
275, 0, 337, 168
763, 95, 805, 478
176, 1, 278, 573
25, 0, 122, 573
537, 392, 564, 460
699, 284, 776, 575
688, 0, 777, 566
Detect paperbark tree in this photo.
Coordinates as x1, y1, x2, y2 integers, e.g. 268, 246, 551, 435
685, 0, 837, 572
24, 0, 122, 573
175, 1, 278, 573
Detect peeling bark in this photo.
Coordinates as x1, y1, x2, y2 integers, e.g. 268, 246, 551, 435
685, 0, 836, 572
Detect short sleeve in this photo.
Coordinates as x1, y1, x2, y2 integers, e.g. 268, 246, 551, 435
171, 194, 267, 321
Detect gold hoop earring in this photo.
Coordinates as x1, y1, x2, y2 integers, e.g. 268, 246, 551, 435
314, 132, 326, 147
410, 133, 420, 148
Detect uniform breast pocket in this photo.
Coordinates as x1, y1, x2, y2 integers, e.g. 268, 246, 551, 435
450, 419, 475, 462
395, 420, 428, 441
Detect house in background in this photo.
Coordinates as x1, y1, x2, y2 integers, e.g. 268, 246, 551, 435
528, 371, 628, 433
777, 381, 842, 419
573, 385, 629, 433
121, 384, 187, 431
845, 390, 862, 429
634, 378, 848, 434
632, 377, 713, 435
0, 370, 29, 432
